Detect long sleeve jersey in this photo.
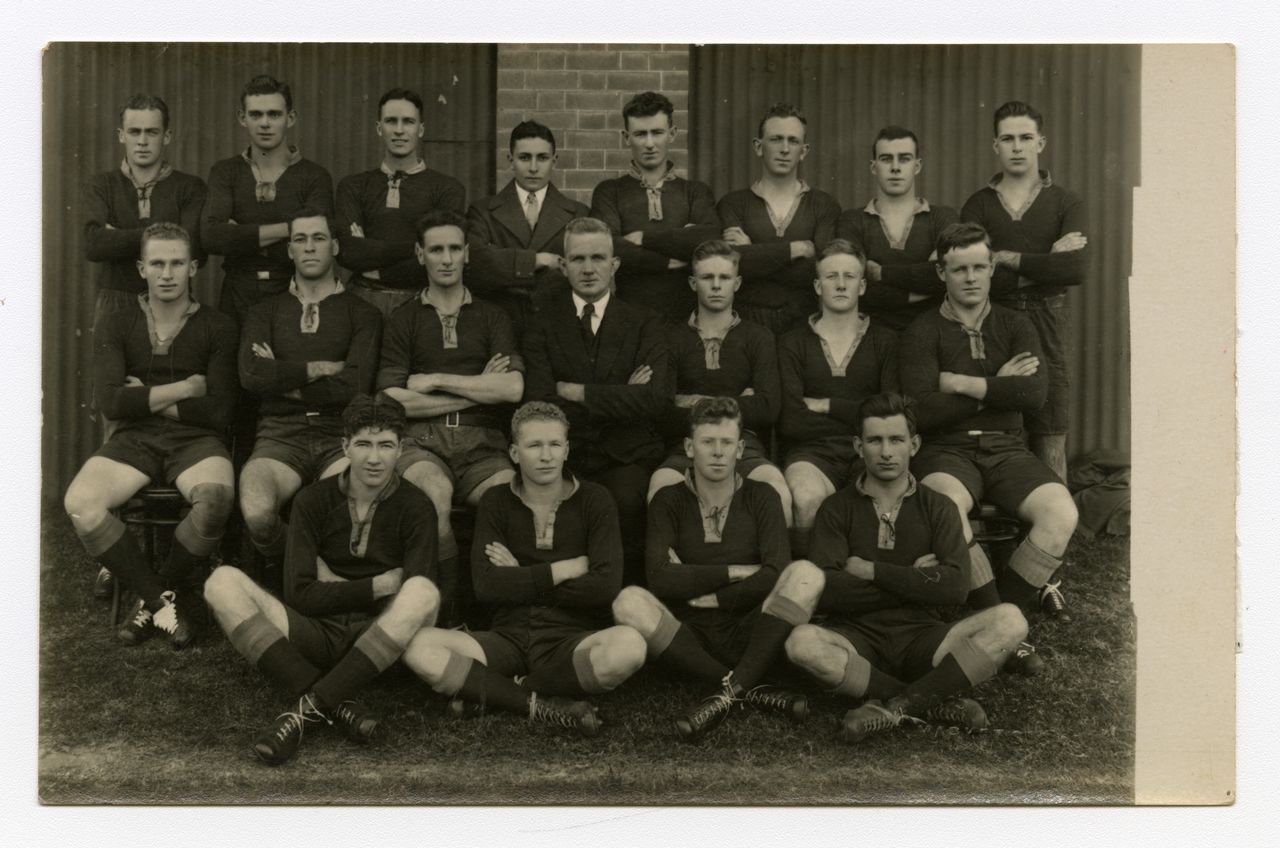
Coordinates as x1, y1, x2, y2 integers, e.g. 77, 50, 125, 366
645, 477, 789, 614
590, 173, 722, 271
961, 173, 1087, 300
202, 154, 334, 278
336, 167, 466, 289
810, 475, 971, 613
777, 318, 899, 448
471, 478, 623, 632
284, 472, 438, 618
662, 315, 780, 441
238, 288, 383, 417
716, 185, 841, 309
899, 303, 1047, 436
83, 169, 208, 294
835, 199, 959, 330
94, 300, 237, 435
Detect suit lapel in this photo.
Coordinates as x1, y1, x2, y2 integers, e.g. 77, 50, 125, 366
491, 182, 534, 245
530, 185, 579, 252
592, 299, 624, 378
551, 290, 595, 373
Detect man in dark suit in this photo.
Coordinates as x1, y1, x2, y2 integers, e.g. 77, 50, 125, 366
465, 121, 588, 341
522, 217, 672, 586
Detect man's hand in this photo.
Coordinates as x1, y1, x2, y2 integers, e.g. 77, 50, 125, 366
844, 555, 875, 580
623, 231, 644, 245
349, 222, 366, 238
628, 364, 653, 385
667, 258, 688, 270
866, 260, 883, 282
688, 593, 719, 609
790, 240, 816, 260
996, 352, 1040, 378
371, 567, 404, 598
124, 375, 144, 388
251, 342, 275, 359
912, 553, 939, 569
1051, 231, 1088, 253
104, 223, 116, 230
673, 393, 707, 408
184, 374, 207, 398
555, 381, 585, 403
485, 542, 519, 568
722, 226, 752, 246
727, 565, 761, 581
992, 250, 1020, 270
739, 387, 755, 397
407, 373, 438, 394
803, 397, 830, 414
307, 360, 345, 380
482, 353, 512, 375
667, 547, 682, 564
534, 252, 560, 270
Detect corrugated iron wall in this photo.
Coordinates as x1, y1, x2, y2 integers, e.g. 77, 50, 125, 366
690, 44, 1137, 458
42, 42, 496, 501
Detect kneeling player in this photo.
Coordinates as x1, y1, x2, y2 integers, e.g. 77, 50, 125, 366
614, 397, 821, 741
403, 401, 646, 736
204, 394, 440, 765
785, 393, 1028, 742
64, 222, 236, 648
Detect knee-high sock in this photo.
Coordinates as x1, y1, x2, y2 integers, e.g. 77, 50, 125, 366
732, 595, 811, 691
251, 519, 287, 560
572, 642, 607, 694
832, 649, 905, 701
889, 636, 999, 717
312, 623, 403, 711
642, 610, 730, 684
75, 513, 165, 608
229, 613, 321, 698
166, 483, 234, 584
789, 527, 811, 559
439, 651, 530, 715
1000, 537, 1062, 612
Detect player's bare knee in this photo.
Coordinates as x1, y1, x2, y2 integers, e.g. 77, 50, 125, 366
63, 485, 106, 529
203, 564, 248, 609
784, 624, 825, 669
1038, 494, 1079, 546
402, 631, 449, 683
612, 585, 659, 630
392, 575, 440, 627
777, 559, 825, 607
994, 602, 1029, 643
596, 628, 646, 686
188, 482, 234, 536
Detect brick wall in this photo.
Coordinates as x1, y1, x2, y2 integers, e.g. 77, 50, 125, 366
494, 44, 691, 207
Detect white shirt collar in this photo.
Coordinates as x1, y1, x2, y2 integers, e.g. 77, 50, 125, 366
515, 184, 549, 208
571, 290, 610, 321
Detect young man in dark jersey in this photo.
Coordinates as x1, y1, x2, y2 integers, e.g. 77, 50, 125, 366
337, 87, 467, 320
614, 397, 820, 741
238, 209, 383, 587
835, 126, 959, 332
64, 222, 236, 648
646, 239, 789, 519
377, 210, 523, 624
466, 120, 588, 340
718, 103, 842, 336
779, 239, 899, 557
204, 394, 441, 765
402, 401, 646, 737
590, 91, 720, 321
785, 392, 1028, 742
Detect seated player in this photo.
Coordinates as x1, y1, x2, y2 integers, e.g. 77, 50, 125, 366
779, 239, 899, 557
377, 210, 523, 624
238, 208, 383, 584
204, 394, 441, 765
337, 87, 467, 319
785, 392, 1029, 742
590, 91, 721, 321
402, 401, 647, 736
466, 120, 589, 340
522, 216, 671, 586
900, 222, 1079, 668
835, 125, 959, 332
63, 222, 236, 648
646, 239, 789, 518
613, 397, 821, 741
719, 103, 841, 335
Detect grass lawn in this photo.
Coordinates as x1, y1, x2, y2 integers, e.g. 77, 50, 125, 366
38, 508, 1133, 805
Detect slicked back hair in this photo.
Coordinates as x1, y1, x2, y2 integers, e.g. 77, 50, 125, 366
343, 393, 407, 440
563, 216, 612, 254
934, 221, 992, 264
139, 221, 192, 258
622, 91, 674, 128
119, 94, 171, 131
871, 125, 919, 159
757, 102, 807, 140
690, 239, 740, 272
511, 401, 569, 443
240, 74, 293, 111
688, 396, 743, 438
378, 87, 424, 116
993, 100, 1043, 135
818, 238, 867, 267
510, 120, 557, 153
288, 206, 336, 238
416, 209, 467, 243
857, 392, 918, 437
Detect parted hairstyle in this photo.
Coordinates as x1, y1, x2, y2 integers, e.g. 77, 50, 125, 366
993, 100, 1043, 134
690, 239, 741, 271
872, 125, 919, 159
688, 396, 743, 437
757, 102, 807, 140
562, 216, 612, 253
511, 401, 570, 442
287, 206, 336, 238
139, 221, 193, 257
343, 393, 407, 439
240, 75, 293, 111
415, 209, 468, 242
934, 221, 992, 264
857, 392, 918, 437
510, 120, 557, 153
622, 91, 674, 127
818, 238, 867, 267
119, 94, 171, 131
378, 87, 424, 115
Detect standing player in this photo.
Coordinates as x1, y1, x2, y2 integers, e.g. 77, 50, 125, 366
377, 210, 523, 624
836, 126, 959, 332
961, 100, 1087, 486
900, 222, 1078, 662
466, 120, 589, 340
63, 222, 237, 648
403, 401, 646, 736
785, 392, 1029, 742
646, 239, 788, 519
203, 74, 334, 325
613, 397, 819, 741
590, 91, 721, 321
84, 94, 207, 330
779, 240, 899, 557
337, 87, 467, 320
203, 394, 441, 765
238, 209, 383, 584
718, 103, 841, 336
522, 217, 671, 586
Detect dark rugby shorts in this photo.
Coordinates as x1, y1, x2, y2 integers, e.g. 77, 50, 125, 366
472, 621, 595, 698
248, 413, 346, 482
94, 421, 229, 484
285, 607, 375, 670
912, 432, 1061, 514
397, 422, 513, 502
784, 435, 864, 491
823, 607, 954, 682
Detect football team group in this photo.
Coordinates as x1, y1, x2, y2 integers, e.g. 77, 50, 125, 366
64, 75, 1086, 765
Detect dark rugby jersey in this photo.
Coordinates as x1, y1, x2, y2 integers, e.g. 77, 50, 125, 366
662, 315, 780, 441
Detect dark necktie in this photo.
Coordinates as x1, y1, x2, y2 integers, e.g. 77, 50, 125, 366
580, 302, 596, 346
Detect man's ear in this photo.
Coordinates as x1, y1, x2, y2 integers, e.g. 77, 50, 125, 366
853, 435, 864, 457
684, 436, 694, 459
910, 434, 921, 457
